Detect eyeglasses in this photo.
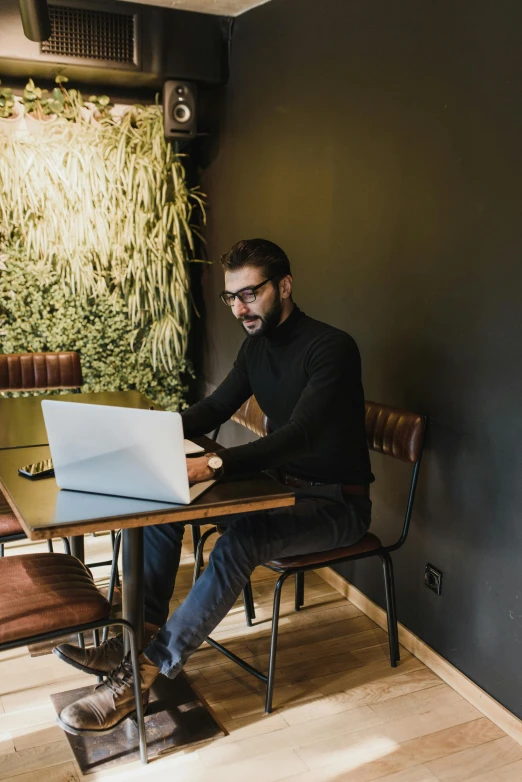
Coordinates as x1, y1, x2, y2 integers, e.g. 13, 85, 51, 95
219, 276, 276, 307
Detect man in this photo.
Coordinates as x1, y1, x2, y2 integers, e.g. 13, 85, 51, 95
55, 238, 374, 735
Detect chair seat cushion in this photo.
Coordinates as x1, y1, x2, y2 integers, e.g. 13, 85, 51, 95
266, 532, 383, 569
0, 553, 110, 645
0, 507, 24, 537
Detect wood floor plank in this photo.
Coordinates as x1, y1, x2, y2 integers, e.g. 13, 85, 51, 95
0, 735, 13, 756
244, 614, 377, 656
0, 703, 56, 734
282, 658, 427, 726
198, 704, 383, 768
368, 683, 462, 722
0, 740, 72, 780
294, 718, 503, 781
13, 723, 66, 752
197, 649, 365, 702
462, 759, 522, 781
295, 703, 490, 770
3, 760, 79, 782
88, 747, 309, 782
189, 627, 391, 676
208, 701, 289, 740
426, 735, 522, 781
0, 675, 91, 713
281, 763, 439, 782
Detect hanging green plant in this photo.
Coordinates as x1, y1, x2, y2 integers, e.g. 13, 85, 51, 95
0, 85, 205, 409
0, 81, 16, 119
50, 75, 84, 121
0, 249, 191, 409
88, 94, 112, 121
23, 78, 56, 120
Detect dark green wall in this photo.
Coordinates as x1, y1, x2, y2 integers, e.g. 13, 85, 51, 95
199, 0, 522, 717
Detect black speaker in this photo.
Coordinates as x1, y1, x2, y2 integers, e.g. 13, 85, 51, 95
163, 80, 198, 140
18, 0, 51, 42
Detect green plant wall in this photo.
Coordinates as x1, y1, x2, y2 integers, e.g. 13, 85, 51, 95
0, 100, 204, 409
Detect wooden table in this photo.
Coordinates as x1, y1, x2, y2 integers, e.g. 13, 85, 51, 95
0, 391, 295, 770
0, 390, 156, 450
0, 390, 160, 560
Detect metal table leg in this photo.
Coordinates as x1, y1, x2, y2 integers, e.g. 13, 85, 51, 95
53, 522, 223, 770
69, 535, 85, 561
69, 535, 86, 647
122, 527, 144, 651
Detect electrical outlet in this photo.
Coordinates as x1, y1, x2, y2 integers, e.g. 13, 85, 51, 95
425, 564, 443, 595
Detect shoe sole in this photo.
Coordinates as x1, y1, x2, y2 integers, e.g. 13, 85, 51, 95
52, 646, 114, 678
57, 710, 139, 737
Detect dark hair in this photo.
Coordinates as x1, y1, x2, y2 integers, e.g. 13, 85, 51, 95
220, 239, 292, 281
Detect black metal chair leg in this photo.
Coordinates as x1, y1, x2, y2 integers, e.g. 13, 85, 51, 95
193, 526, 218, 585
125, 623, 148, 764
191, 526, 201, 560
60, 537, 71, 555
295, 571, 305, 611
0, 543, 3, 557
47, 539, 54, 553
111, 530, 121, 587
247, 578, 256, 619
242, 579, 256, 626
265, 571, 290, 713
107, 531, 122, 606
102, 530, 122, 643
381, 552, 400, 666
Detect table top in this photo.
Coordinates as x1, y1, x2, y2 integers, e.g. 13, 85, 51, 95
0, 442, 294, 540
0, 390, 157, 451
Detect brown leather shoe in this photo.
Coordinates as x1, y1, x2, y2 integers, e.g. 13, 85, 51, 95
57, 653, 159, 736
53, 625, 158, 676
53, 634, 125, 676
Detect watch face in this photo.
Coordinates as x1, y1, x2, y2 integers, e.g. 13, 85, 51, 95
208, 456, 223, 469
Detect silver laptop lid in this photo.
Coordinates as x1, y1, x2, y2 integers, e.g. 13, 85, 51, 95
42, 400, 193, 504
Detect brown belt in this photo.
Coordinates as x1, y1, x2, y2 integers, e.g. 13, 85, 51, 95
280, 472, 369, 496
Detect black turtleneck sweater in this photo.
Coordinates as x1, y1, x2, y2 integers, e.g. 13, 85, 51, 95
181, 305, 373, 485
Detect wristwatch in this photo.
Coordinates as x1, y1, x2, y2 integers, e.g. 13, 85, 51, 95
206, 452, 224, 479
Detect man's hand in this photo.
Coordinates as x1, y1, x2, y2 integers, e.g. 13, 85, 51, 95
186, 456, 214, 483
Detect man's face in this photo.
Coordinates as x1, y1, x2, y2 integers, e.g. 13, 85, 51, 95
224, 268, 283, 338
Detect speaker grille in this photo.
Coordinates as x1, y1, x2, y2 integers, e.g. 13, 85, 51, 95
41, 5, 135, 64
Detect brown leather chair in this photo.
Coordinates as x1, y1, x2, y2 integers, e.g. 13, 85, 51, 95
0, 552, 147, 763
198, 395, 427, 713
0, 351, 83, 392
0, 351, 83, 557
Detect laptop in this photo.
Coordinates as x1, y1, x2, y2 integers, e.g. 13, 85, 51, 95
41, 400, 216, 504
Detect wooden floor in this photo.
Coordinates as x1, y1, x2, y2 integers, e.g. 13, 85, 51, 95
1, 532, 521, 782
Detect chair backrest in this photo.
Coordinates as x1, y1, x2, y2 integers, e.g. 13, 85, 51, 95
365, 400, 425, 465
0, 352, 83, 392
231, 396, 269, 437
231, 395, 426, 550
231, 396, 426, 466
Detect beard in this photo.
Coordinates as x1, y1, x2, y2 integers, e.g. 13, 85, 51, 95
239, 295, 283, 338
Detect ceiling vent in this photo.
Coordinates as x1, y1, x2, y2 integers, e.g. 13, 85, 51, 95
40, 2, 139, 69
0, 0, 227, 88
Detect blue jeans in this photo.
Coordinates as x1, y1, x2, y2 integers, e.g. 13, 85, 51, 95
144, 483, 371, 678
